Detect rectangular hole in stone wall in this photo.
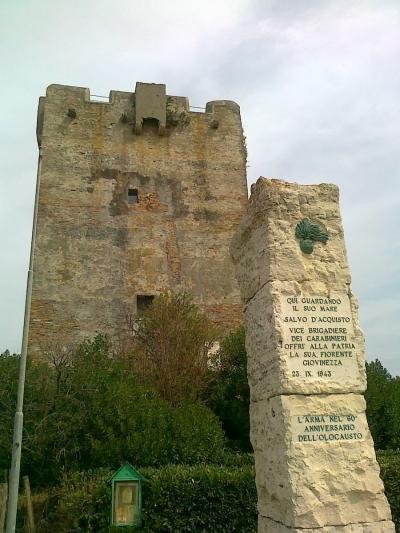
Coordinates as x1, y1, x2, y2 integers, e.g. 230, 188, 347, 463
128, 188, 139, 204
137, 295, 155, 315
142, 117, 159, 131
89, 94, 110, 103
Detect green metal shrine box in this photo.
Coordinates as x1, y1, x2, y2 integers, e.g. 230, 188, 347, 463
110, 463, 144, 527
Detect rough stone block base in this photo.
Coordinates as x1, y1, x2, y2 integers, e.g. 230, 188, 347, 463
259, 515, 396, 532
231, 178, 395, 532
250, 393, 392, 527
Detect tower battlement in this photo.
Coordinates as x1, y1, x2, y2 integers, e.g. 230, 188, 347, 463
37, 82, 241, 146
29, 81, 247, 359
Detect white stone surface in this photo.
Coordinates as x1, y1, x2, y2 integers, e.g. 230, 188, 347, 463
230, 178, 394, 531
251, 394, 391, 528
244, 282, 366, 399
280, 291, 358, 382
230, 179, 351, 304
259, 516, 395, 532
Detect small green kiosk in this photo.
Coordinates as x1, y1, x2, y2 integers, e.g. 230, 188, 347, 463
110, 463, 144, 527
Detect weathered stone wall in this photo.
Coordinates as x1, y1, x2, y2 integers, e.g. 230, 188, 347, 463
230, 178, 394, 532
28, 83, 247, 359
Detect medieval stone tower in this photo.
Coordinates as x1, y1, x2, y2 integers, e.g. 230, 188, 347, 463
28, 82, 248, 359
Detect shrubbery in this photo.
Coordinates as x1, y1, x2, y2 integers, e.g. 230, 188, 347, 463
140, 464, 257, 532
206, 326, 251, 451
18, 464, 257, 532
122, 292, 217, 404
18, 452, 400, 532
1, 335, 225, 488
366, 361, 400, 450
377, 451, 400, 531
2, 292, 400, 531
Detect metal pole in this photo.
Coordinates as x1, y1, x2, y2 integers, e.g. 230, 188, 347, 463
5, 148, 42, 533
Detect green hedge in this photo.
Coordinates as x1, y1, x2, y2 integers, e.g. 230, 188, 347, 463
140, 465, 257, 532
377, 451, 400, 531
21, 465, 256, 532
19, 452, 399, 532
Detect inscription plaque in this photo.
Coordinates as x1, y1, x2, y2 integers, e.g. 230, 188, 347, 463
293, 413, 365, 444
280, 293, 359, 381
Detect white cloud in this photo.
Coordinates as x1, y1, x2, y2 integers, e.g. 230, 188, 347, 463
0, 0, 399, 374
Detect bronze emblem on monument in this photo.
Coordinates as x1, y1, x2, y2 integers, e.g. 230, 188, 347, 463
295, 218, 329, 254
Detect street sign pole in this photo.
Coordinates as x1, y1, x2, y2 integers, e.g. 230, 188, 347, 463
5, 149, 42, 533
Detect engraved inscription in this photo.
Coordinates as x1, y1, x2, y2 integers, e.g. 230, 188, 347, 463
280, 294, 359, 380
293, 413, 365, 443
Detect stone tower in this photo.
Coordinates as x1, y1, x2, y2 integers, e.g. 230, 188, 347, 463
29, 82, 248, 359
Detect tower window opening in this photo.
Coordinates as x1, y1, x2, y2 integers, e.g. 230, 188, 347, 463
142, 117, 160, 130
137, 295, 155, 315
128, 188, 139, 204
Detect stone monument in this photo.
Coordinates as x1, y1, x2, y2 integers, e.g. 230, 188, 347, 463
230, 178, 394, 532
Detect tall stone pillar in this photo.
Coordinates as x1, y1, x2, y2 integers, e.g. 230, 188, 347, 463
230, 178, 394, 532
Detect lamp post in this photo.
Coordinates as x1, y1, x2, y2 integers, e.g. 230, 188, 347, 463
5, 148, 42, 533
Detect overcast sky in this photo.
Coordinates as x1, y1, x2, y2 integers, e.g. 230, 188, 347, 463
1, 0, 399, 375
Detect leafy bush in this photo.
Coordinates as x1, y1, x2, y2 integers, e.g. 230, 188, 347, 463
19, 452, 400, 532
22, 464, 257, 532
1, 337, 225, 487
206, 326, 251, 451
377, 451, 400, 531
139, 465, 256, 532
0, 351, 57, 483
122, 292, 217, 404
365, 360, 400, 450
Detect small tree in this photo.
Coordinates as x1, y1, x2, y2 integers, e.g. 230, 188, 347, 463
206, 326, 252, 451
365, 359, 392, 449
0, 335, 226, 487
124, 292, 217, 404
365, 359, 400, 450
386, 376, 400, 449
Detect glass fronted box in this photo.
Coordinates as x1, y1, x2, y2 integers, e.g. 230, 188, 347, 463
110, 463, 143, 527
